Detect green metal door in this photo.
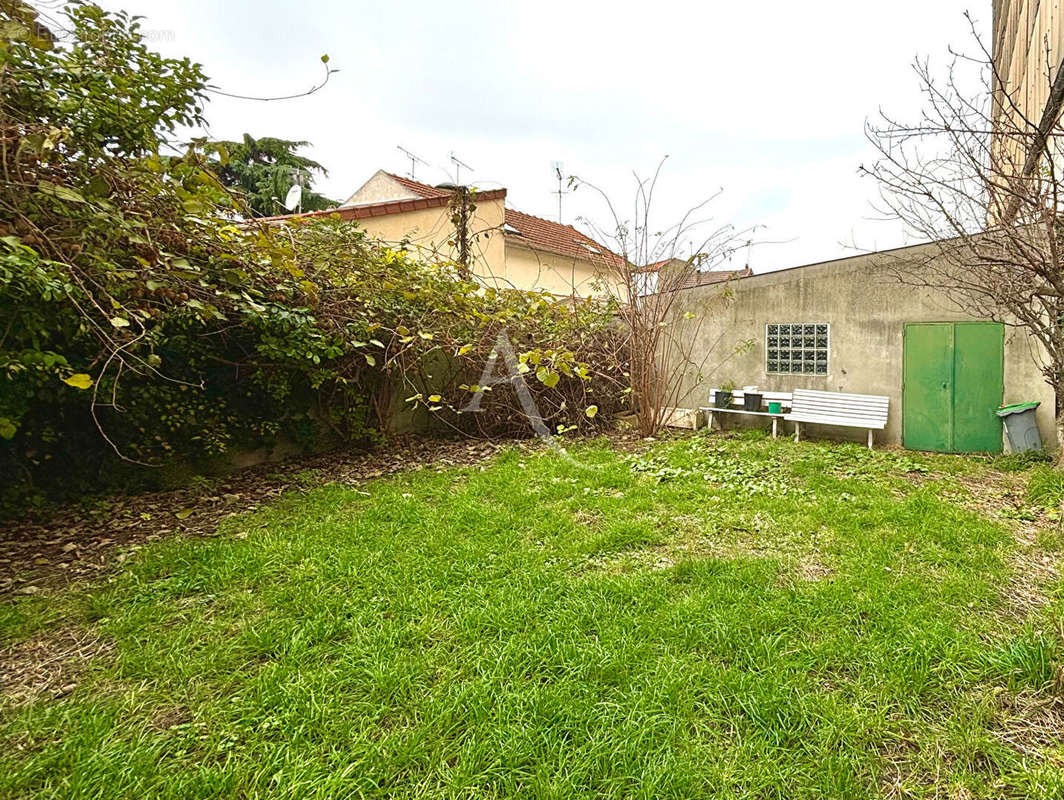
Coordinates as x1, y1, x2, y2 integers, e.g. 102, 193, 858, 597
902, 322, 1003, 453
903, 324, 954, 452
952, 323, 1004, 451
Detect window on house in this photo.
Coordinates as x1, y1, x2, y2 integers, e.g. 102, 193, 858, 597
632, 271, 658, 297
766, 323, 829, 375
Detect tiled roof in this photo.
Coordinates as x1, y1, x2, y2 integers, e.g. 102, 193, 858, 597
379, 176, 624, 268
503, 208, 626, 268
257, 187, 507, 224
635, 258, 751, 291
384, 173, 453, 200
638, 259, 673, 273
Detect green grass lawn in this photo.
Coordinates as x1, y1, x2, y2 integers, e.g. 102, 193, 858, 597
2, 432, 1063, 799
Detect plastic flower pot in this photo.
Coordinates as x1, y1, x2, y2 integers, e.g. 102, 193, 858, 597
743, 392, 763, 411
768, 401, 782, 414
714, 390, 733, 408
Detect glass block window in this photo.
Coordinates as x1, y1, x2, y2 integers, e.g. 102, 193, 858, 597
766, 323, 829, 375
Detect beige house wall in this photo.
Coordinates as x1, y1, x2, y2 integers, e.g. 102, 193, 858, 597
334, 171, 622, 297
342, 171, 420, 206
350, 198, 622, 298
352, 196, 507, 282
502, 243, 616, 297
670, 246, 1056, 450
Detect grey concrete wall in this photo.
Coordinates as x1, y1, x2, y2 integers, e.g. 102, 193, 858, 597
670, 246, 1057, 450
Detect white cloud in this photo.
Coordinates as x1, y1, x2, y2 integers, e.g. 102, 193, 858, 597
88, 0, 988, 271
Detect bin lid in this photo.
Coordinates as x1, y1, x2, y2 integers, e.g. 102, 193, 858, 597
995, 401, 1040, 417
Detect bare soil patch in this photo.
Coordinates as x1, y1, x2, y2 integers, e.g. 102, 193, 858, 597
0, 627, 111, 706
581, 514, 834, 582
990, 687, 1064, 762
952, 471, 1063, 620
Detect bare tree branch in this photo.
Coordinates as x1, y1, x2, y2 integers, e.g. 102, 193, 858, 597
863, 22, 1064, 458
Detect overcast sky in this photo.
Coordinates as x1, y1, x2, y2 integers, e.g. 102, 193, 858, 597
85, 0, 989, 272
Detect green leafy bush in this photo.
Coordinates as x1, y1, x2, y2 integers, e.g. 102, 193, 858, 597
0, 2, 626, 508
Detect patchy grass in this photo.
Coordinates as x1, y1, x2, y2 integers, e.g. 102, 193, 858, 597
1, 432, 1063, 799
1029, 465, 1064, 510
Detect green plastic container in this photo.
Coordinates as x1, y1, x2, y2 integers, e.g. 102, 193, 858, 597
996, 401, 1039, 415
768, 401, 782, 414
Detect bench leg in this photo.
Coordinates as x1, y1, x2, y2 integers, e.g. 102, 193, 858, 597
867, 429, 873, 450
708, 410, 715, 432
794, 421, 800, 443
772, 417, 778, 440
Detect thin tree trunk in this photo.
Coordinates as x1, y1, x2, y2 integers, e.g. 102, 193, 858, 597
1055, 399, 1064, 468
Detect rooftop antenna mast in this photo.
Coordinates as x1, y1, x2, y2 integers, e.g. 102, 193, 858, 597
551, 160, 569, 223
449, 151, 473, 184
396, 145, 428, 180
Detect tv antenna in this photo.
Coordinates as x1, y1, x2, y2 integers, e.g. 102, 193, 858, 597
396, 145, 428, 180
449, 151, 473, 184
551, 161, 570, 223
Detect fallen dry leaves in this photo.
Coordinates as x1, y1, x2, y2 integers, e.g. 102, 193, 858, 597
0, 436, 529, 597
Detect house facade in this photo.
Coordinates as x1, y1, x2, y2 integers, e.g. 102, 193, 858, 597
265, 171, 623, 298
671, 245, 1056, 453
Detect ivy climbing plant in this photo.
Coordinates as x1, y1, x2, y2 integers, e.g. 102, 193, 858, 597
0, 2, 627, 508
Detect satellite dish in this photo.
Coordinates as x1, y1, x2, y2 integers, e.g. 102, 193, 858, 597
283, 184, 302, 212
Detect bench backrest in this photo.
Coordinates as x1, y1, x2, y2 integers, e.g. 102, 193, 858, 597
709, 389, 793, 409
789, 388, 889, 428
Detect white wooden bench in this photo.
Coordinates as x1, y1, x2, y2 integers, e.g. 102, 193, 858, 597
784, 388, 889, 449
700, 390, 793, 439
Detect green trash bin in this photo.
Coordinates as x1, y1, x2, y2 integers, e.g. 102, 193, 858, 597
995, 401, 1042, 453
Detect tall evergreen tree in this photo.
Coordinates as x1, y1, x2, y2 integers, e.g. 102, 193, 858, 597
215, 134, 337, 216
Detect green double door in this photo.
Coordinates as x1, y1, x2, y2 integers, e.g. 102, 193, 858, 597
902, 322, 1004, 453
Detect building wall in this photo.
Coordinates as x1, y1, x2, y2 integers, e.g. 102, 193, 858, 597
994, 0, 1064, 129
352, 196, 507, 281
502, 243, 616, 297
342, 171, 420, 206
350, 198, 621, 298
671, 247, 1056, 450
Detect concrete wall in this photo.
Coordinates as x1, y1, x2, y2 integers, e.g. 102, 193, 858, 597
671, 246, 1057, 450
